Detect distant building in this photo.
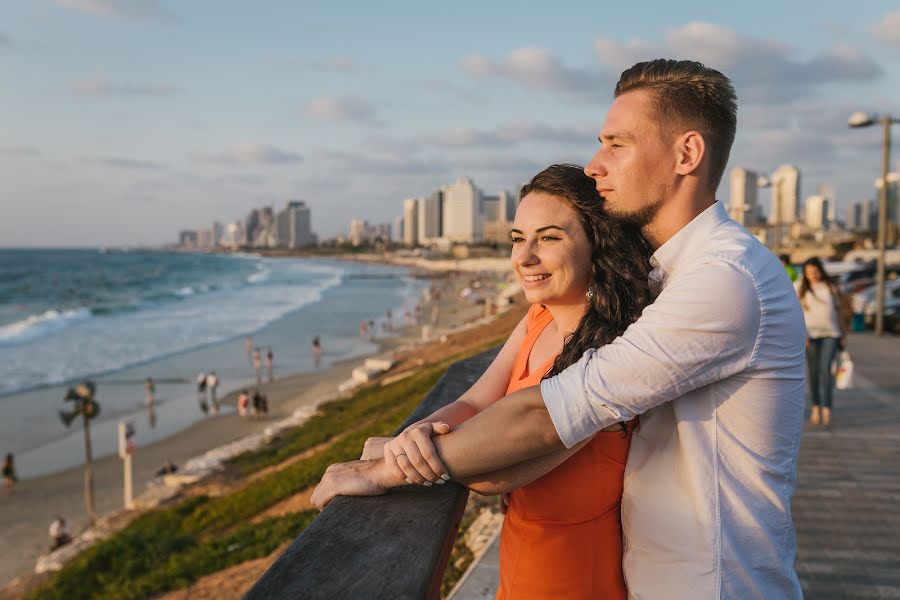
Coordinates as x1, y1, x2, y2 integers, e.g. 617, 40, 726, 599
848, 200, 874, 232
403, 198, 419, 247
178, 230, 198, 248
349, 219, 369, 247
393, 215, 404, 244
805, 195, 828, 230
769, 165, 801, 226
728, 167, 759, 227
482, 189, 516, 244
442, 177, 483, 243
818, 183, 837, 224
874, 172, 900, 224
196, 229, 213, 249
276, 200, 313, 248
417, 191, 442, 245
211, 221, 224, 247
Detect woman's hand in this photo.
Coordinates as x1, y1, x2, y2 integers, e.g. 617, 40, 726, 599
383, 422, 451, 485
361, 437, 391, 460
839, 335, 848, 351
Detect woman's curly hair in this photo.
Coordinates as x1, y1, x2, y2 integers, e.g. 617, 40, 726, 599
517, 164, 654, 379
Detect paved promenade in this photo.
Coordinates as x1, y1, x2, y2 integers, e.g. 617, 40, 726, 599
452, 331, 900, 599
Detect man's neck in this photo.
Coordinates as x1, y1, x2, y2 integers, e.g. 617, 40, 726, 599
642, 193, 717, 250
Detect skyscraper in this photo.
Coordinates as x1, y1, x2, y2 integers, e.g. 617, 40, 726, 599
403, 198, 419, 247
805, 195, 828, 230
416, 191, 442, 244
728, 167, 759, 226
441, 177, 483, 243
769, 165, 801, 226
276, 201, 313, 248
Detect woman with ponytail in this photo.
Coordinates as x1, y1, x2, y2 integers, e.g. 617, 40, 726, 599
359, 164, 653, 598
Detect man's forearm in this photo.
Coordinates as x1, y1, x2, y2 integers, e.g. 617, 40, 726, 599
432, 384, 564, 479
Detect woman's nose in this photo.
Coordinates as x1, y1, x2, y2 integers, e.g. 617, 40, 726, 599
512, 240, 539, 266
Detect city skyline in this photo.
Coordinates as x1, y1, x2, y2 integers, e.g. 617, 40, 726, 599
2, 1, 900, 247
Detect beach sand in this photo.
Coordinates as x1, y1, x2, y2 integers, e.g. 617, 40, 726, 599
0, 264, 514, 589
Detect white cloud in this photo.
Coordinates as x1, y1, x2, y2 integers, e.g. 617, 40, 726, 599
85, 156, 166, 170
460, 47, 609, 99
871, 12, 900, 51
594, 22, 883, 104
304, 96, 380, 123
197, 143, 303, 166
54, 0, 169, 22
71, 75, 179, 96
0, 145, 41, 158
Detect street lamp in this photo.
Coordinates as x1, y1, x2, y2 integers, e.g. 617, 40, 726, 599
60, 381, 101, 524
848, 111, 900, 336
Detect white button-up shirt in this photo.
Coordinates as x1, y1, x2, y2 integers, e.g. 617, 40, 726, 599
541, 202, 805, 599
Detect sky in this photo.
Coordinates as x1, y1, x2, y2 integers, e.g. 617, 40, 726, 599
2, 1, 900, 247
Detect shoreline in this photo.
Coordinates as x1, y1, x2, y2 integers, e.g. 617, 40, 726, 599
0, 264, 508, 588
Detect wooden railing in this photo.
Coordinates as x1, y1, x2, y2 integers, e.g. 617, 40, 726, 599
244, 348, 498, 600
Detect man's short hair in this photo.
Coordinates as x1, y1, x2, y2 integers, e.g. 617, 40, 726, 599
615, 59, 737, 193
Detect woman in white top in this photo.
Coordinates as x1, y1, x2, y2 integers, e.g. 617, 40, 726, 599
796, 257, 848, 427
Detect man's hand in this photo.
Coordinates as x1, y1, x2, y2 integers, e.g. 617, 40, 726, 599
360, 437, 391, 460
311, 460, 394, 510
384, 422, 451, 485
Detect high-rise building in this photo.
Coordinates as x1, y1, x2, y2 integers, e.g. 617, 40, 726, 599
416, 192, 442, 244
818, 183, 837, 224
403, 198, 419, 247
805, 195, 828, 230
847, 200, 874, 232
769, 165, 801, 226
178, 230, 198, 247
499, 189, 517, 222
276, 200, 313, 248
211, 221, 224, 247
393, 215, 404, 244
875, 172, 900, 224
442, 177, 483, 243
728, 167, 759, 226
349, 219, 368, 247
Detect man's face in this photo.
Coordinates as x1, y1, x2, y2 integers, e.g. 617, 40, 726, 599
584, 90, 675, 226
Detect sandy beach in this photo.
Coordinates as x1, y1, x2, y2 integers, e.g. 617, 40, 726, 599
0, 260, 514, 589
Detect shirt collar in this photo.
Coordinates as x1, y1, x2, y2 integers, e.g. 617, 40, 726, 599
649, 201, 728, 278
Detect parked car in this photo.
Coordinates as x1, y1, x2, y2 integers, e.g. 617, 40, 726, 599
860, 281, 900, 326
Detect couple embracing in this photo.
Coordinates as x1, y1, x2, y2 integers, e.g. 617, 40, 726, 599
313, 59, 806, 599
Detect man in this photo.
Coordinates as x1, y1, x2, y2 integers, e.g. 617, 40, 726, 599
313, 59, 806, 599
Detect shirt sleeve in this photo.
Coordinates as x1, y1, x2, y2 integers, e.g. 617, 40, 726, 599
541, 260, 762, 448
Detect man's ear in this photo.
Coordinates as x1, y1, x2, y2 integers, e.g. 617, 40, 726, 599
674, 131, 705, 177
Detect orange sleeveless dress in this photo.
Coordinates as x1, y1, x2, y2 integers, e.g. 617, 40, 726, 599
496, 304, 633, 600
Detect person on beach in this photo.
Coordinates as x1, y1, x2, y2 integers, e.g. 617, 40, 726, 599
796, 257, 849, 428
265, 348, 274, 382
253, 348, 262, 385
207, 371, 220, 414
312, 337, 322, 369
252, 389, 264, 419
196, 372, 209, 415
48, 516, 71, 551
2, 453, 17, 493
313, 59, 806, 599
144, 377, 155, 407
359, 320, 369, 340
353, 163, 653, 598
238, 390, 250, 417
245, 335, 253, 357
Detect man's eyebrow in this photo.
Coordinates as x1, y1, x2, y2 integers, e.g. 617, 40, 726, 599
598, 131, 634, 143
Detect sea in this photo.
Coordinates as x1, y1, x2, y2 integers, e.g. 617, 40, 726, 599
0, 249, 425, 478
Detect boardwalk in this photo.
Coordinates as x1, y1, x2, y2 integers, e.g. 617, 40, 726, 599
452, 331, 900, 599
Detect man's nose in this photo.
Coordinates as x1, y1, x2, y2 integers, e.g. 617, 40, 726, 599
584, 149, 607, 180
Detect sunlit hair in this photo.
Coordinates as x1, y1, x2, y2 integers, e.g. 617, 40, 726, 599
615, 59, 737, 193
518, 164, 653, 380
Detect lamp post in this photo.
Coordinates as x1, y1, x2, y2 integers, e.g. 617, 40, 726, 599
848, 111, 900, 336
60, 381, 101, 524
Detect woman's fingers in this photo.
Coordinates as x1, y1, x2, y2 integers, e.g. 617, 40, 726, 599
395, 454, 429, 485
411, 428, 449, 481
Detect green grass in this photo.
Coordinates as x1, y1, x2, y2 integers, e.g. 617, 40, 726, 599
31, 340, 506, 600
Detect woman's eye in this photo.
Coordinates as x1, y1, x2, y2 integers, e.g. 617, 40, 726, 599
510, 237, 524, 243
540, 236, 561, 242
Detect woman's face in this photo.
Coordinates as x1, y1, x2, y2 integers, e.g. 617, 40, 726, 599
804, 263, 823, 283
510, 192, 593, 307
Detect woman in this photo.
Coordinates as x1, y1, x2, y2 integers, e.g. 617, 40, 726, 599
3, 453, 17, 493
797, 257, 848, 427
360, 164, 652, 598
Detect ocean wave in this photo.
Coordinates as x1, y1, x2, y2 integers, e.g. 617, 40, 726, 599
246, 266, 271, 284
0, 308, 93, 346
0, 263, 347, 395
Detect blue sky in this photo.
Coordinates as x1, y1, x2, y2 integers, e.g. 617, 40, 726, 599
2, 1, 899, 246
